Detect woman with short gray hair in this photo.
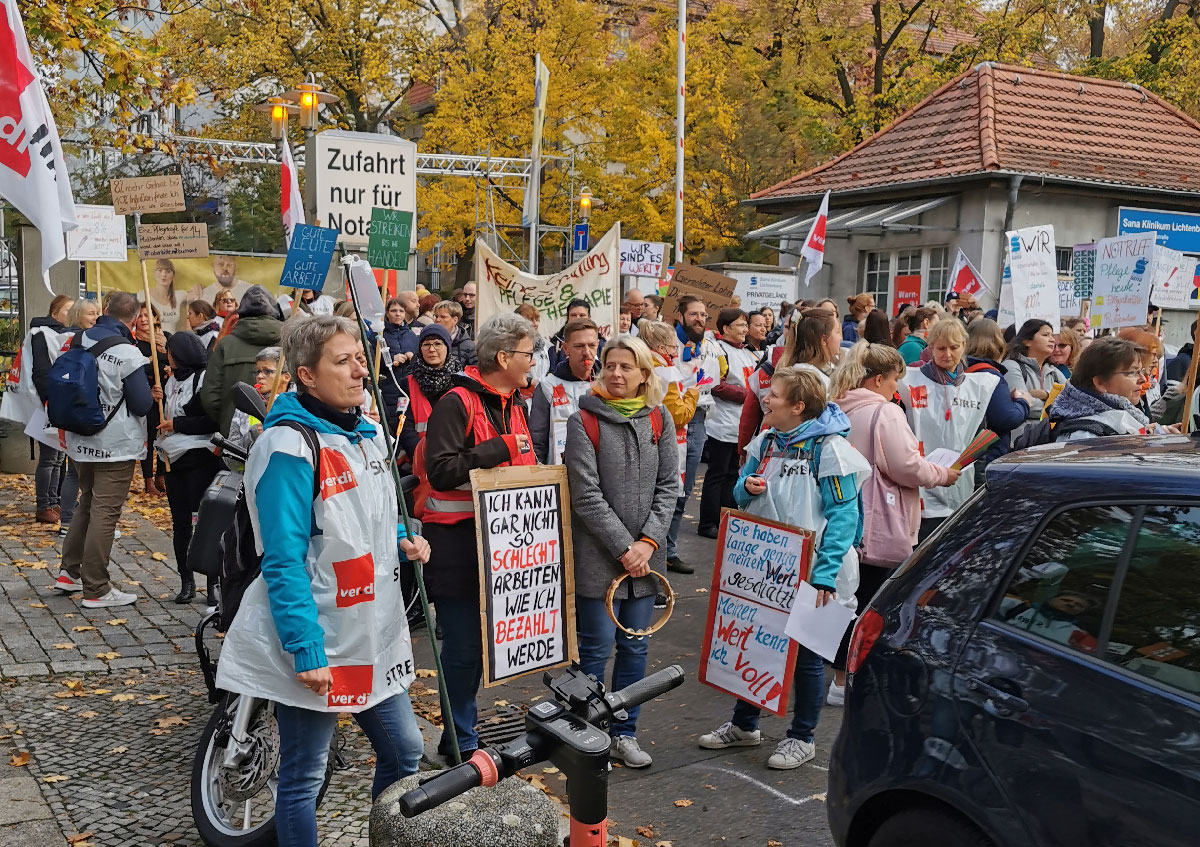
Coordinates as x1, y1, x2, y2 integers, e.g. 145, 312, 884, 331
432, 299, 476, 365
216, 314, 430, 846
421, 312, 537, 759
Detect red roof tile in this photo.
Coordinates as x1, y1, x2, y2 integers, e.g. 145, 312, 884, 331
403, 81, 437, 114
750, 62, 1200, 204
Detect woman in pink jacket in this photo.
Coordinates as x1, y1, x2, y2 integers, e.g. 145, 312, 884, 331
824, 341, 960, 704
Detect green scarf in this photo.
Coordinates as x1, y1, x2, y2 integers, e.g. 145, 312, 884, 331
593, 386, 646, 417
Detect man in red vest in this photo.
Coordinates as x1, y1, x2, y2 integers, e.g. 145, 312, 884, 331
421, 312, 537, 760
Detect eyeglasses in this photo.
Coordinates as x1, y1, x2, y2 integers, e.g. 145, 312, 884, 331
254, 368, 277, 378
504, 350, 535, 360
420, 339, 445, 348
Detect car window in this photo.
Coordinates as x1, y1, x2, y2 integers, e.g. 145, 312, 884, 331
992, 505, 1132, 656
1106, 505, 1200, 696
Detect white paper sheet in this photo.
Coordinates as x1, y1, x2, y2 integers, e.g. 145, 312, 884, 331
23, 407, 61, 451
924, 447, 959, 468
784, 581, 857, 662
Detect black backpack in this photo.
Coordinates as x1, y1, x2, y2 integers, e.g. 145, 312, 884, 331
189, 421, 321, 632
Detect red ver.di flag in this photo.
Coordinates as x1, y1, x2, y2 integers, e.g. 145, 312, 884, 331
0, 0, 75, 290
800, 191, 830, 286
949, 248, 989, 297
700, 510, 813, 717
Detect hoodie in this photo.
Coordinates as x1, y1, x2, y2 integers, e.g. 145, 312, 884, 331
201, 312, 284, 435
28, 315, 67, 401
734, 403, 862, 592
837, 388, 951, 549
841, 314, 860, 344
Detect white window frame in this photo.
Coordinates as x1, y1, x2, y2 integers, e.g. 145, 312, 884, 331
860, 245, 953, 312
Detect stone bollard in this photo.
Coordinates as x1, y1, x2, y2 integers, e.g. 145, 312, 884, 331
369, 770, 560, 847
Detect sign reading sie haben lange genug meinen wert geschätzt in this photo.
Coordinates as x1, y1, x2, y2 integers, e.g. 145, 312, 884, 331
1118, 207, 1200, 256
314, 131, 417, 247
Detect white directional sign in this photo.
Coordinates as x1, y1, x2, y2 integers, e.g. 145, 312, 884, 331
313, 131, 417, 247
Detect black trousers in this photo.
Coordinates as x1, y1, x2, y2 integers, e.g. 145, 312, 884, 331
699, 438, 741, 531
163, 451, 222, 580
141, 404, 161, 482
833, 562, 895, 672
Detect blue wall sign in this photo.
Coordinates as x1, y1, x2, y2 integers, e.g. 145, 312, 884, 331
1117, 207, 1200, 255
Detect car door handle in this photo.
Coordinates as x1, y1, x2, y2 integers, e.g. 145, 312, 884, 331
966, 677, 1029, 715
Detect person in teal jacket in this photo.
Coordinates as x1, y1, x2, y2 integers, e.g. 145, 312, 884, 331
698, 367, 869, 771
897, 306, 937, 365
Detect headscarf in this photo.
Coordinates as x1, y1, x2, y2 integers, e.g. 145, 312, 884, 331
592, 385, 646, 417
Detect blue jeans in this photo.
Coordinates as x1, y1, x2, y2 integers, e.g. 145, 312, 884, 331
730, 645, 824, 742
275, 693, 423, 847
666, 407, 707, 557
35, 442, 65, 511
437, 597, 483, 754
576, 594, 655, 737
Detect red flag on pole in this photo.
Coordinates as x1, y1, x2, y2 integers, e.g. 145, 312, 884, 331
800, 190, 830, 285
0, 0, 75, 291
949, 248, 989, 297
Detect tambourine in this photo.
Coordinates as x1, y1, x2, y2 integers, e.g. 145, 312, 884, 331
605, 569, 675, 637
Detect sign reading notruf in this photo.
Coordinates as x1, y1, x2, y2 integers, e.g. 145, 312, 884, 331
136, 223, 209, 259
110, 174, 186, 215
314, 131, 417, 247
471, 465, 577, 687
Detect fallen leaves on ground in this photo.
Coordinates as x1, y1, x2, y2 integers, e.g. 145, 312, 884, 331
151, 552, 168, 561
64, 680, 84, 691
53, 643, 74, 650
673, 799, 693, 808
105, 619, 127, 626
66, 833, 95, 844
147, 694, 168, 701
109, 746, 127, 754
768, 841, 783, 847
41, 774, 68, 783
154, 715, 187, 729
637, 824, 655, 837
8, 751, 29, 767
71, 626, 96, 632
415, 668, 437, 678
91, 689, 110, 696
111, 694, 134, 703
78, 711, 98, 719
95, 652, 119, 660
28, 602, 46, 608
657, 842, 674, 847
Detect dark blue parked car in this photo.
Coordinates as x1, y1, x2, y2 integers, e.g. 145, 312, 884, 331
829, 435, 1200, 847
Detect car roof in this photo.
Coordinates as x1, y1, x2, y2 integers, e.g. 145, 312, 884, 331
986, 434, 1200, 498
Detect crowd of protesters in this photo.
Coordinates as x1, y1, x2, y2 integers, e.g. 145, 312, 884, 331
2, 274, 1188, 846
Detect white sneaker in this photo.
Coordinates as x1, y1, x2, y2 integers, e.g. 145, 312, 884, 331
53, 570, 83, 593
826, 681, 845, 707
610, 735, 653, 769
767, 738, 815, 770
81, 588, 137, 609
698, 721, 762, 750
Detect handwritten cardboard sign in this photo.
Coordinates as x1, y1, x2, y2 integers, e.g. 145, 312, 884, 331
367, 207, 413, 271
280, 224, 340, 291
700, 510, 813, 717
471, 465, 577, 687
1149, 245, 1194, 310
67, 205, 127, 262
1058, 277, 1081, 317
1007, 224, 1059, 331
110, 174, 186, 215
1073, 243, 1096, 300
1093, 232, 1156, 330
661, 264, 736, 330
619, 239, 668, 278
136, 223, 209, 259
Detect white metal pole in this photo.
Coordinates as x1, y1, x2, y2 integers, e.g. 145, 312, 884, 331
674, 0, 686, 266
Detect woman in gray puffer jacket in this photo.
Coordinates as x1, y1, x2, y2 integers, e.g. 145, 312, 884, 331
564, 335, 678, 770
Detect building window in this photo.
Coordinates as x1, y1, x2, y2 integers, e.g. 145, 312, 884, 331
927, 246, 950, 304
859, 246, 951, 315
863, 251, 891, 315
1056, 247, 1073, 275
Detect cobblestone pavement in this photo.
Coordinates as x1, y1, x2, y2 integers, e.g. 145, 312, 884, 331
0, 474, 440, 847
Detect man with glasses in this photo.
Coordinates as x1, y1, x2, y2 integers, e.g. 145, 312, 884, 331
460, 282, 477, 335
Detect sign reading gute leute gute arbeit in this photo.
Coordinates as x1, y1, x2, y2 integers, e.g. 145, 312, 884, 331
700, 510, 813, 717
471, 465, 577, 687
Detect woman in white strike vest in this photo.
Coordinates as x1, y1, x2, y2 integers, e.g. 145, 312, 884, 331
154, 332, 220, 604
698, 308, 758, 538
215, 316, 429, 847
898, 319, 997, 541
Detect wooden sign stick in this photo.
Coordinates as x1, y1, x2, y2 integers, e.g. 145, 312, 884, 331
265, 352, 288, 414
136, 213, 170, 472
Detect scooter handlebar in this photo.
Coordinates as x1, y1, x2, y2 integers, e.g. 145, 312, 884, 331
398, 759, 484, 818
595, 664, 685, 722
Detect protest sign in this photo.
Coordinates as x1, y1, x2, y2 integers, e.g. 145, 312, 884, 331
136, 223, 209, 259
110, 174, 186, 215
1058, 278, 1081, 317
471, 465, 577, 687
1092, 232, 1156, 330
347, 257, 386, 330
279, 224, 339, 292
619, 239, 668, 278
700, 510, 814, 717
367, 208, 413, 271
476, 224, 621, 339
1073, 243, 1096, 300
67, 205, 127, 262
1149, 245, 1194, 310
1007, 225, 1059, 331
893, 274, 921, 316
661, 263, 737, 330
998, 260, 1016, 329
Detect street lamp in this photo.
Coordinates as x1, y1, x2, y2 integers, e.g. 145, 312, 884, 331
252, 96, 298, 142
282, 76, 339, 134
579, 186, 593, 220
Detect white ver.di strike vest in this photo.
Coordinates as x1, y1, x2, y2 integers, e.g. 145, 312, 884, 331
216, 420, 415, 713
743, 429, 872, 611
540, 373, 591, 464
155, 372, 217, 462
678, 331, 724, 412
899, 367, 998, 518
0, 325, 70, 425
653, 362, 689, 487
63, 334, 150, 464
707, 340, 759, 443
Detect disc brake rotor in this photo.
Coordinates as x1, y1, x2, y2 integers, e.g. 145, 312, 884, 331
216, 704, 280, 803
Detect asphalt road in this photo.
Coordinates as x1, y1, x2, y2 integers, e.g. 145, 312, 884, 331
413, 513, 839, 847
